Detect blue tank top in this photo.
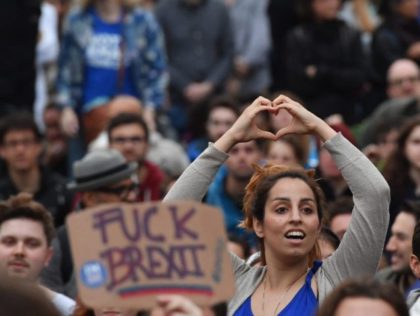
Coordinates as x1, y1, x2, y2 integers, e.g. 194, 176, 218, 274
233, 261, 322, 316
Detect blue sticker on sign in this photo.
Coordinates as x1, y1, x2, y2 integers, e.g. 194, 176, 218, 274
80, 261, 107, 288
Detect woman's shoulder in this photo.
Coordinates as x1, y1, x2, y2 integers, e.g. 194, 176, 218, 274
231, 252, 265, 281
314, 264, 335, 302
229, 257, 265, 313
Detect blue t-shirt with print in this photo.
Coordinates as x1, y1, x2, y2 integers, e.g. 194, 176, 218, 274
83, 9, 137, 109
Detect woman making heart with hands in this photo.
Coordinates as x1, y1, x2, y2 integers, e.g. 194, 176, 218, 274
164, 95, 390, 316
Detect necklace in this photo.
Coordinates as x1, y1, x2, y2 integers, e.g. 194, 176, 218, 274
261, 270, 308, 316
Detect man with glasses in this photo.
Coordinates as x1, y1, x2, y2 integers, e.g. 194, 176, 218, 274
0, 113, 73, 227
41, 148, 138, 298
107, 113, 164, 201
87, 95, 189, 186
387, 59, 420, 99
360, 59, 420, 149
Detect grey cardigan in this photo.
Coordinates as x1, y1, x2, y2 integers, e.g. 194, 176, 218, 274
164, 133, 390, 315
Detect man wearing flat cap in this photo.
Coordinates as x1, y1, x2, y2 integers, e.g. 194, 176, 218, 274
40, 149, 138, 298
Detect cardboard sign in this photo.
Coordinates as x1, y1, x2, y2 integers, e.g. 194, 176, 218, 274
67, 200, 235, 309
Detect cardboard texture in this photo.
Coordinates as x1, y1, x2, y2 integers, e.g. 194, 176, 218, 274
66, 200, 235, 309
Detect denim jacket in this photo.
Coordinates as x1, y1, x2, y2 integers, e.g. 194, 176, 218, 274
56, 6, 168, 111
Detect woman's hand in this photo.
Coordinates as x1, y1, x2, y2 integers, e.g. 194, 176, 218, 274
215, 96, 279, 152
273, 95, 337, 142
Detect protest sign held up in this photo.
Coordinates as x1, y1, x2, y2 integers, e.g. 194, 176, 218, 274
67, 200, 235, 309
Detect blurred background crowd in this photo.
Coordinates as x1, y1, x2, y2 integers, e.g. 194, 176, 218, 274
4, 0, 420, 314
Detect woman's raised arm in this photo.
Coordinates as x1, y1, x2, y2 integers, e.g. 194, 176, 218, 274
164, 96, 278, 202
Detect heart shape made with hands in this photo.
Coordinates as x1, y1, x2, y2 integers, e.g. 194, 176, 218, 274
244, 95, 316, 142
269, 107, 294, 129
255, 110, 293, 140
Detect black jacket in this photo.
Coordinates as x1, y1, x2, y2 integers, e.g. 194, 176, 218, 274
268, 0, 299, 90
0, 0, 40, 111
0, 167, 73, 227
371, 16, 420, 85
285, 20, 366, 122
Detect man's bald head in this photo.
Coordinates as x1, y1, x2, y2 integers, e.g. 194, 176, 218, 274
108, 96, 143, 119
387, 59, 420, 99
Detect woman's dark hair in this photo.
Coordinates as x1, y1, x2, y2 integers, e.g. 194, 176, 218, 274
383, 115, 420, 202
317, 278, 409, 316
242, 164, 325, 265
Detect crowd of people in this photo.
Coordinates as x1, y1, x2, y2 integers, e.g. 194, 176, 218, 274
4, 0, 420, 315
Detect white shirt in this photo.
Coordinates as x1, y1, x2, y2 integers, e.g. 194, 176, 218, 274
52, 292, 76, 316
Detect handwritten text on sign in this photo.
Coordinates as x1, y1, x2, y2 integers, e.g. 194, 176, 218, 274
67, 201, 234, 309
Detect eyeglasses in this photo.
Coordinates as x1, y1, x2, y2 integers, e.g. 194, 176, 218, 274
96, 182, 139, 201
110, 136, 146, 145
3, 138, 37, 148
388, 75, 420, 87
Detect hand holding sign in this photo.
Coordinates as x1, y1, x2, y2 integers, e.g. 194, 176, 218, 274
67, 201, 234, 310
